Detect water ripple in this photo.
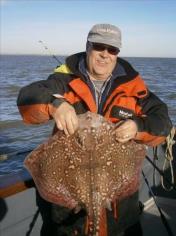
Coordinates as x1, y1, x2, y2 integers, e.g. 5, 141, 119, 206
0, 55, 175, 175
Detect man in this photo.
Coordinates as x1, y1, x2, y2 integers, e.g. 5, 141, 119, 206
17, 24, 172, 235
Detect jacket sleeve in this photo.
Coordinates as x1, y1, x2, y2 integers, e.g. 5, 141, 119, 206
17, 73, 68, 124
133, 91, 173, 146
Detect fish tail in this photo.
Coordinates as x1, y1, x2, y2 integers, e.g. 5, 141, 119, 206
98, 208, 108, 236
84, 208, 107, 236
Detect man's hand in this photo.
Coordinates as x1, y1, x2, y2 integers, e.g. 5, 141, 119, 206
52, 102, 78, 136
115, 119, 138, 143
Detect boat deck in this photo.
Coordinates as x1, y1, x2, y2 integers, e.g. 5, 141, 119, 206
1, 186, 176, 236
1, 142, 176, 236
141, 197, 176, 236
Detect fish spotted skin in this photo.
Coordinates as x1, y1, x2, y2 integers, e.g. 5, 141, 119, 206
24, 111, 146, 235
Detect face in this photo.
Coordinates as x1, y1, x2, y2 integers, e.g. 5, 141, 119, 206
86, 42, 119, 80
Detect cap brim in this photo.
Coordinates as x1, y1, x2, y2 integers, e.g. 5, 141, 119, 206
88, 38, 121, 48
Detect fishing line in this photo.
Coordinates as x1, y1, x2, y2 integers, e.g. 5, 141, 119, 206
38, 40, 62, 65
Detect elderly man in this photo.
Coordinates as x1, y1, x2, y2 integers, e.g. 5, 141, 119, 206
17, 24, 172, 236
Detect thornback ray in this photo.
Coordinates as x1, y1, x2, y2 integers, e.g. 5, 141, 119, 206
24, 111, 146, 236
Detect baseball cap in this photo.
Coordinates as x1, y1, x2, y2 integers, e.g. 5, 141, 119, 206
87, 24, 122, 48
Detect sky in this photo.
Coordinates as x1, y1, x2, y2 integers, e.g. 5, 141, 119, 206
1, 0, 176, 57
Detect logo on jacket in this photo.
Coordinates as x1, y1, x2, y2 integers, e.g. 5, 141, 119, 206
119, 110, 133, 118
111, 106, 134, 119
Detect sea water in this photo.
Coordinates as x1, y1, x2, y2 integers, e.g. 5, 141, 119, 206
0, 55, 176, 175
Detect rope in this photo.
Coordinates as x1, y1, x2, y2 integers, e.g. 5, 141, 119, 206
161, 127, 175, 191
145, 155, 176, 191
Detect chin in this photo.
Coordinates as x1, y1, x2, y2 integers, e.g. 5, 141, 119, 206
95, 68, 107, 75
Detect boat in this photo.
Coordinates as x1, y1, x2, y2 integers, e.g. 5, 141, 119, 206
0, 135, 176, 236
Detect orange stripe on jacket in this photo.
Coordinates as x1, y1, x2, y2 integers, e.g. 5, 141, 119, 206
69, 78, 97, 112
63, 91, 81, 105
103, 75, 147, 114
120, 75, 148, 97
135, 132, 166, 146
103, 88, 124, 114
18, 104, 55, 124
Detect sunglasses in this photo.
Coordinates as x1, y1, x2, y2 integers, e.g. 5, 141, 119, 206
90, 42, 119, 55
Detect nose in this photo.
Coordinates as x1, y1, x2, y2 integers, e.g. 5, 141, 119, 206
100, 49, 109, 57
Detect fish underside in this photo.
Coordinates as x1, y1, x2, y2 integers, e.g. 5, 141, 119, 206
24, 112, 146, 236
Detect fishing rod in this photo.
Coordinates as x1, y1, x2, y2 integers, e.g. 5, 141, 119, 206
142, 170, 175, 236
38, 40, 62, 65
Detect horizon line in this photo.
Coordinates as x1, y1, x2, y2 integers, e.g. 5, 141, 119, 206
1, 53, 176, 59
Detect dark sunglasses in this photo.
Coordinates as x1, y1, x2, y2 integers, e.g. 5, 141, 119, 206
90, 42, 119, 55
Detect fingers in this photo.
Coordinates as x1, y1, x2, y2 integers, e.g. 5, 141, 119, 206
71, 114, 79, 132
56, 119, 63, 131
116, 135, 132, 143
115, 119, 138, 143
64, 114, 78, 136
53, 102, 78, 136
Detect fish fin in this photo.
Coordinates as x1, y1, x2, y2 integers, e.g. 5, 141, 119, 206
105, 198, 112, 211
112, 200, 118, 220
84, 216, 89, 235
74, 205, 82, 214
